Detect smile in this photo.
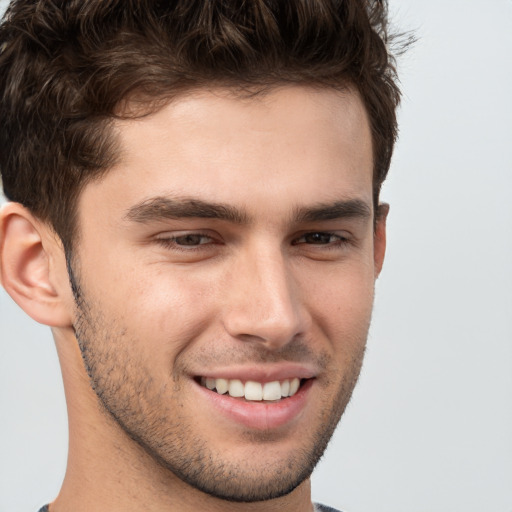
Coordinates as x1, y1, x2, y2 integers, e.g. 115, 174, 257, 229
199, 377, 303, 401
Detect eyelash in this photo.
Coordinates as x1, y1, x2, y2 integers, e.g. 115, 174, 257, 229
292, 232, 350, 249
154, 232, 216, 252
154, 231, 350, 252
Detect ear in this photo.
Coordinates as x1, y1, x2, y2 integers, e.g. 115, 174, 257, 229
0, 202, 73, 327
373, 203, 389, 278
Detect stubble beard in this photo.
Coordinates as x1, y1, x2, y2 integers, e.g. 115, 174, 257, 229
69, 263, 367, 503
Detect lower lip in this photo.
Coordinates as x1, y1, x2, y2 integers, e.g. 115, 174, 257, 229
194, 379, 313, 430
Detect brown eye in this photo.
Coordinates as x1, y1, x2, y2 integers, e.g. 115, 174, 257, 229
303, 232, 334, 244
155, 232, 216, 251
294, 232, 342, 245
174, 234, 211, 246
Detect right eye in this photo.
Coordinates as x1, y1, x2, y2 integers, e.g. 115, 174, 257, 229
155, 232, 216, 251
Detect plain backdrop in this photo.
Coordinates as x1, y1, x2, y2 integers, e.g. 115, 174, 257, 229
1, 1, 511, 511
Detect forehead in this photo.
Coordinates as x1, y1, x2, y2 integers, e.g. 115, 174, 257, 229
79, 86, 374, 223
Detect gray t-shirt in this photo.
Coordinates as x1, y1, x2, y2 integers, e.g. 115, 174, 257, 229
39, 504, 341, 511
315, 504, 342, 512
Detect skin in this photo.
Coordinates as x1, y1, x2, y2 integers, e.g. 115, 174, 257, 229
0, 85, 387, 512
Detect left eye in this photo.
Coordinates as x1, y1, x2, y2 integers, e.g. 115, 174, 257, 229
293, 232, 344, 245
172, 234, 212, 246
155, 233, 214, 249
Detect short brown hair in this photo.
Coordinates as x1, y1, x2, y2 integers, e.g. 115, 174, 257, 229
0, 0, 403, 251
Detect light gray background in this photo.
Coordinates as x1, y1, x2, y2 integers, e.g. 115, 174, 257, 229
1, 1, 511, 511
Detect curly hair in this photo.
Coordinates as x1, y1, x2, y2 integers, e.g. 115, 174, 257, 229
0, 0, 403, 251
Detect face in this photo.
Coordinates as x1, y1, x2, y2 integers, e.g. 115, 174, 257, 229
71, 86, 383, 502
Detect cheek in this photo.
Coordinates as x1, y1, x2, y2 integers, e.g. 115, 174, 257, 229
115, 268, 220, 354
304, 262, 375, 342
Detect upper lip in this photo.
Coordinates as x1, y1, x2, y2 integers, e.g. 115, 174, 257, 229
193, 363, 317, 383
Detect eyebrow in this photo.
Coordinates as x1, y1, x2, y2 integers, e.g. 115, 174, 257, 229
124, 197, 249, 224
293, 199, 372, 223
124, 196, 372, 225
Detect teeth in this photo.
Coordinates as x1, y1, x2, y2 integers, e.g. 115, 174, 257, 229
262, 381, 281, 401
289, 377, 300, 396
205, 377, 303, 401
215, 378, 229, 395
228, 379, 244, 398
244, 381, 263, 401
281, 379, 290, 397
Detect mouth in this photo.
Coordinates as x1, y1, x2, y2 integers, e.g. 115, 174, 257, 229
193, 371, 315, 430
197, 376, 306, 402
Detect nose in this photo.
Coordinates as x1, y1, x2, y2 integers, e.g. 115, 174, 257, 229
221, 243, 308, 349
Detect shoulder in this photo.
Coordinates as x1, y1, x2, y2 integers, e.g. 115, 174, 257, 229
37, 506, 49, 512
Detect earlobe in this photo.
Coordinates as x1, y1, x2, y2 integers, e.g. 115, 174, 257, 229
374, 203, 389, 278
0, 202, 73, 327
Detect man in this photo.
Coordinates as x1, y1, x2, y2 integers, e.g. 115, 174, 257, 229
0, 1, 403, 511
